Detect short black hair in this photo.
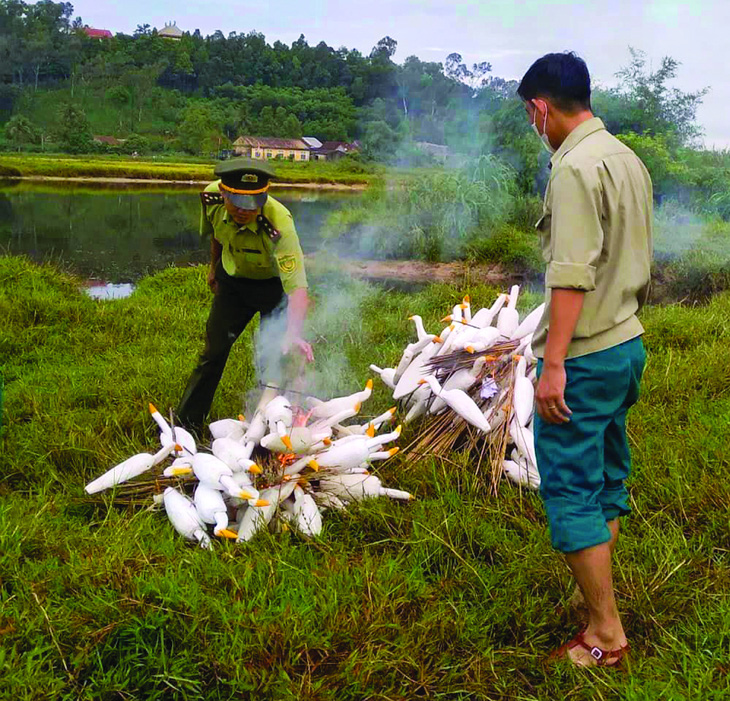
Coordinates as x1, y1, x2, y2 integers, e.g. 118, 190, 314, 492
517, 52, 591, 112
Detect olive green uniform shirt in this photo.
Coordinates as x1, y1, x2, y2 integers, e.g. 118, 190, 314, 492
200, 181, 308, 294
532, 118, 653, 359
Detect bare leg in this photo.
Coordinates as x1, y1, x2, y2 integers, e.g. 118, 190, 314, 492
564, 532, 627, 666
568, 518, 619, 610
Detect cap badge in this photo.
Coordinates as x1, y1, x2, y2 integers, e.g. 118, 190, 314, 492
241, 174, 258, 183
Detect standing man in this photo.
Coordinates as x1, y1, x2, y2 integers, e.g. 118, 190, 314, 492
177, 158, 313, 431
517, 53, 652, 667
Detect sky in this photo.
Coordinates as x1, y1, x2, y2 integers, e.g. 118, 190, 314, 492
70, 0, 729, 149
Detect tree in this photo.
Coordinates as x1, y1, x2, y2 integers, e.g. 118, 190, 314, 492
360, 120, 400, 161
258, 106, 276, 135
178, 103, 225, 154
484, 99, 543, 194
282, 113, 302, 138
603, 48, 709, 147
106, 85, 131, 131
445, 53, 492, 91
54, 103, 92, 153
370, 36, 397, 60
4, 114, 38, 150
616, 132, 688, 199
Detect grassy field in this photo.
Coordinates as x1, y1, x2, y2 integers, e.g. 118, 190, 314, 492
1, 255, 729, 699
0, 153, 383, 186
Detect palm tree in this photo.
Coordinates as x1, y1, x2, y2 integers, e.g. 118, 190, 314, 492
4, 115, 39, 151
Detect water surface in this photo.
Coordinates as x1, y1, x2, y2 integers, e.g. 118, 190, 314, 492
0, 181, 360, 286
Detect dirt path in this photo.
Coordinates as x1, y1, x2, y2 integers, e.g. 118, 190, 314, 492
325, 258, 521, 285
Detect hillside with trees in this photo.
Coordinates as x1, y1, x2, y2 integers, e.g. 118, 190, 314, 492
1, 0, 728, 212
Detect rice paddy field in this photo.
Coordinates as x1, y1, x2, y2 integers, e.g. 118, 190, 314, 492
1, 255, 729, 699
0, 153, 382, 186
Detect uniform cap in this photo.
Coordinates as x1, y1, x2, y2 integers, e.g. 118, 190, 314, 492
214, 158, 276, 210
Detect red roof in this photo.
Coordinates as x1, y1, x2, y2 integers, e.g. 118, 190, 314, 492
83, 27, 112, 38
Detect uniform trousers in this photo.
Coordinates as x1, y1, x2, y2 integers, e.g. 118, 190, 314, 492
177, 261, 285, 429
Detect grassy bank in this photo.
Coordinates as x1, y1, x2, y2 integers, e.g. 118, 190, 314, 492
0, 153, 384, 186
1, 256, 729, 699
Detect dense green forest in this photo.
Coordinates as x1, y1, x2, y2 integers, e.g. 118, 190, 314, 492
1, 0, 729, 212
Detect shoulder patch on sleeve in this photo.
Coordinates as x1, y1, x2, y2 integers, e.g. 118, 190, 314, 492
276, 254, 298, 274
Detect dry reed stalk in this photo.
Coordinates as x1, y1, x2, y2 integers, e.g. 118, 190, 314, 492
79, 472, 193, 508
404, 345, 521, 491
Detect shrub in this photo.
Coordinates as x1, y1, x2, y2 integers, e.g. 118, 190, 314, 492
465, 224, 542, 272
121, 134, 151, 155
321, 156, 517, 261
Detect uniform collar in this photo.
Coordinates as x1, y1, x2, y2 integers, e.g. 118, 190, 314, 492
550, 117, 606, 168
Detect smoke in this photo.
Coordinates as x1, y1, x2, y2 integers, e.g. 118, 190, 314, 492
244, 272, 377, 412
653, 199, 726, 261
321, 155, 517, 264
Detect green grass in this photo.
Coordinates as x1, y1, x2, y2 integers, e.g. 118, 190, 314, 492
1, 255, 729, 699
321, 158, 536, 266
0, 153, 383, 186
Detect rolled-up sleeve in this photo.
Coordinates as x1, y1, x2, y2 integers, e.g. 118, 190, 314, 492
546, 164, 603, 291
273, 212, 308, 293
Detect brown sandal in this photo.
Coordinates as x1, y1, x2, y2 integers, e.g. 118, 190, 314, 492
549, 629, 630, 668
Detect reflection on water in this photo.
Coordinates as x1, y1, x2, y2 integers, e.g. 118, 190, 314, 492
85, 283, 135, 300
0, 180, 360, 284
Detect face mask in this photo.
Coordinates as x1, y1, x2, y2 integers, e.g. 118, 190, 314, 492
531, 102, 555, 154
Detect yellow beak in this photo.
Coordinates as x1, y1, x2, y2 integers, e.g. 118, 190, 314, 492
217, 529, 239, 540
170, 467, 192, 477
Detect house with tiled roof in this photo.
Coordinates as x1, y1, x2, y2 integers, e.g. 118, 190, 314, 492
233, 136, 311, 161
310, 141, 360, 161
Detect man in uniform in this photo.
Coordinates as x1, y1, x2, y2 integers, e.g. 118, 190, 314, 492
176, 158, 313, 430
517, 53, 652, 667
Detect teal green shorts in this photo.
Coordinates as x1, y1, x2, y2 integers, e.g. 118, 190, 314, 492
535, 337, 646, 553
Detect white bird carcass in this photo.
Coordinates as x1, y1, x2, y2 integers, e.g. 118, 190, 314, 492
163, 487, 211, 549
85, 443, 177, 494
318, 473, 413, 501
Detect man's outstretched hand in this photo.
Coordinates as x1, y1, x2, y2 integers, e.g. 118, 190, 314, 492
282, 336, 314, 363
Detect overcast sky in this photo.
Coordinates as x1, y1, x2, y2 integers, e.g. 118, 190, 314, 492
70, 0, 729, 149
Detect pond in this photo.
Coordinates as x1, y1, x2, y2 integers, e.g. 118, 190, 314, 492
0, 181, 362, 289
